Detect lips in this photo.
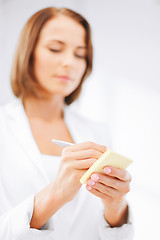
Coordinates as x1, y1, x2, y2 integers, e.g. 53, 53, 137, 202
55, 75, 72, 82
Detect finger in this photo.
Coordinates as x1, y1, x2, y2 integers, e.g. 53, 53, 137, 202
62, 164, 90, 182
86, 184, 113, 200
87, 181, 124, 199
103, 166, 132, 182
74, 158, 97, 170
63, 141, 107, 154
63, 149, 104, 160
78, 169, 91, 180
70, 169, 91, 185
90, 173, 130, 193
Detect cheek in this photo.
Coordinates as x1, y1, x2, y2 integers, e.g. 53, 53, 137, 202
34, 54, 55, 81
76, 61, 87, 78
35, 54, 53, 72
71, 63, 86, 91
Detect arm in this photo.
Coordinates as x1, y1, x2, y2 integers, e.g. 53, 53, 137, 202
30, 182, 65, 229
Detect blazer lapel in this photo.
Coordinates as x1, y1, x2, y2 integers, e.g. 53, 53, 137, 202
5, 98, 50, 184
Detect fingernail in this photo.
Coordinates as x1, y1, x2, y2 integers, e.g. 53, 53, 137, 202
88, 179, 95, 186
87, 185, 92, 191
104, 167, 111, 174
91, 173, 99, 181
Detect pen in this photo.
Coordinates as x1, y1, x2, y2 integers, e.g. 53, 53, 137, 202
51, 139, 74, 147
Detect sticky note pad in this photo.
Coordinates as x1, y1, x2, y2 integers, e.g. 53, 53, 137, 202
80, 149, 132, 184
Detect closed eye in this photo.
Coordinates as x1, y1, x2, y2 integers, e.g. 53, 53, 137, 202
75, 47, 87, 59
75, 54, 86, 59
49, 49, 61, 53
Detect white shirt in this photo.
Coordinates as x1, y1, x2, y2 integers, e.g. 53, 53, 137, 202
0, 98, 134, 240
41, 154, 61, 182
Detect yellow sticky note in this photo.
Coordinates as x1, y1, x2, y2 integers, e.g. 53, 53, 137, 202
80, 149, 132, 184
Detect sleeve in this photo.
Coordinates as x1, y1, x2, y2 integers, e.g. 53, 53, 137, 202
0, 195, 55, 240
98, 204, 134, 240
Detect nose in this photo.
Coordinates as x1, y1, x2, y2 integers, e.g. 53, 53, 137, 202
61, 50, 75, 68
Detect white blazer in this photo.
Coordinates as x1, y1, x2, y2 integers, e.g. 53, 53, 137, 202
0, 98, 133, 240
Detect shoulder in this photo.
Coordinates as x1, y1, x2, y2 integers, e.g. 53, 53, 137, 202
0, 97, 20, 111
0, 97, 23, 121
0, 101, 12, 118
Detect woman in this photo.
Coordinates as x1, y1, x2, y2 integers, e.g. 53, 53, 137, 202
0, 7, 133, 240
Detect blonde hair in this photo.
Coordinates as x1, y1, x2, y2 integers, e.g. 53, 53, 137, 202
11, 7, 93, 105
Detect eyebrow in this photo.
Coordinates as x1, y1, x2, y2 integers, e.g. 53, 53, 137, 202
47, 39, 87, 49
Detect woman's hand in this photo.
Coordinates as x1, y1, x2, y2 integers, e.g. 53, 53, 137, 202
31, 141, 106, 229
86, 166, 132, 227
52, 141, 107, 205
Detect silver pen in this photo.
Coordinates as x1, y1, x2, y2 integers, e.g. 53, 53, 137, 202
51, 139, 74, 147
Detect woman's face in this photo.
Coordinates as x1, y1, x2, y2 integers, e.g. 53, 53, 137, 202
33, 15, 87, 98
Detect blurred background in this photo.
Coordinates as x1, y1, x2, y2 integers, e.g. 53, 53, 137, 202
0, 0, 160, 239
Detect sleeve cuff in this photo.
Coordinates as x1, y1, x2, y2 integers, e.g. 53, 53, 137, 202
9, 195, 54, 239
98, 204, 134, 240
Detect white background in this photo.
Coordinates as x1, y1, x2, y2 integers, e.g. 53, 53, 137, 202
0, 0, 160, 239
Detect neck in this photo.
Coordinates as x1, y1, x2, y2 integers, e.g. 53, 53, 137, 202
23, 95, 65, 122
